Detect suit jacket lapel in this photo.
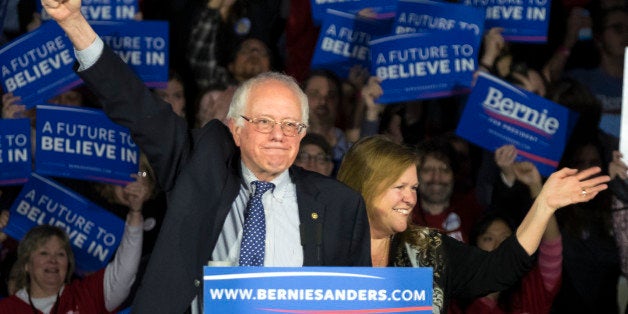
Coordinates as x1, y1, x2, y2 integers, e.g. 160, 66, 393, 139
291, 167, 326, 266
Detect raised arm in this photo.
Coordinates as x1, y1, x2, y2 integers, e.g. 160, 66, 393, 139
103, 173, 148, 311
42, 0, 96, 50
358, 76, 384, 138
479, 27, 505, 74
516, 167, 609, 255
44, 0, 197, 192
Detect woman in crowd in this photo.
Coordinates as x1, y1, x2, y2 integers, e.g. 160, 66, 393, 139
0, 173, 146, 313
455, 212, 562, 313
336, 135, 608, 313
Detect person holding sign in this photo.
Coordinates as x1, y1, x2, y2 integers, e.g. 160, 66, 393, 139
456, 211, 562, 313
42, 1, 371, 313
336, 135, 609, 313
0, 178, 145, 314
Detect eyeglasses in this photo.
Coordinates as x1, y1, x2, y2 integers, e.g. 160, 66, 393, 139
241, 115, 307, 137
296, 152, 331, 165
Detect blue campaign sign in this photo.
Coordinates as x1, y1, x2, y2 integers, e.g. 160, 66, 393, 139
311, 9, 393, 79
461, 0, 551, 43
310, 0, 397, 26
456, 72, 577, 176
38, 0, 139, 21
35, 104, 139, 185
370, 31, 478, 104
0, 119, 32, 186
394, 0, 485, 45
0, 22, 81, 109
92, 20, 169, 88
4, 173, 125, 272
203, 267, 433, 313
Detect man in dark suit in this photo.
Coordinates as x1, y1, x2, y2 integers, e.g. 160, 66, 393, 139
43, 1, 371, 313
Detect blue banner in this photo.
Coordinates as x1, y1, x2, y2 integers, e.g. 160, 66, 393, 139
456, 72, 577, 176
0, 22, 81, 109
310, 0, 396, 26
310, 9, 392, 79
370, 31, 478, 103
35, 105, 139, 185
39, 0, 139, 21
462, 0, 551, 43
92, 21, 169, 88
393, 0, 485, 48
0, 119, 32, 186
4, 173, 125, 272
203, 267, 433, 313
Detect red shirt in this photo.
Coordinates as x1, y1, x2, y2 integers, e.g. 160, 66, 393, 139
0, 269, 112, 314
412, 190, 484, 243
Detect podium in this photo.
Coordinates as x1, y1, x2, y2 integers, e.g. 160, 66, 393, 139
203, 266, 433, 313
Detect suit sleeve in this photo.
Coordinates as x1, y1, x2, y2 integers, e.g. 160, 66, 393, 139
352, 196, 372, 266
445, 235, 534, 299
76, 44, 191, 191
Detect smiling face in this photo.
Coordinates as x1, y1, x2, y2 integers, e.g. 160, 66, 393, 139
370, 165, 418, 238
229, 79, 306, 181
26, 236, 68, 297
418, 156, 454, 207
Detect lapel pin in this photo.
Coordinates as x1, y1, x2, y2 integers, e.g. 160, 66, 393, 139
311, 213, 319, 220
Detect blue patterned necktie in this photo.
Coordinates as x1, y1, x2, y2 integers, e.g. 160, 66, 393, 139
239, 181, 274, 266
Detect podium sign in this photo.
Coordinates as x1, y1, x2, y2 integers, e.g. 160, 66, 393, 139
203, 266, 433, 313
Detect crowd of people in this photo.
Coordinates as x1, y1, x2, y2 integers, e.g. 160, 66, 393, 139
1, 0, 628, 313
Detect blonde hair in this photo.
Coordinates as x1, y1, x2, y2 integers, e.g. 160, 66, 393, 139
337, 136, 418, 217
14, 225, 75, 292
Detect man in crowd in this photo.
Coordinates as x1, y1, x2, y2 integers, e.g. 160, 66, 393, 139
412, 138, 484, 243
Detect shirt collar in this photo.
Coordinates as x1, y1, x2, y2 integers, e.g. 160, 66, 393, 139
240, 161, 291, 199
